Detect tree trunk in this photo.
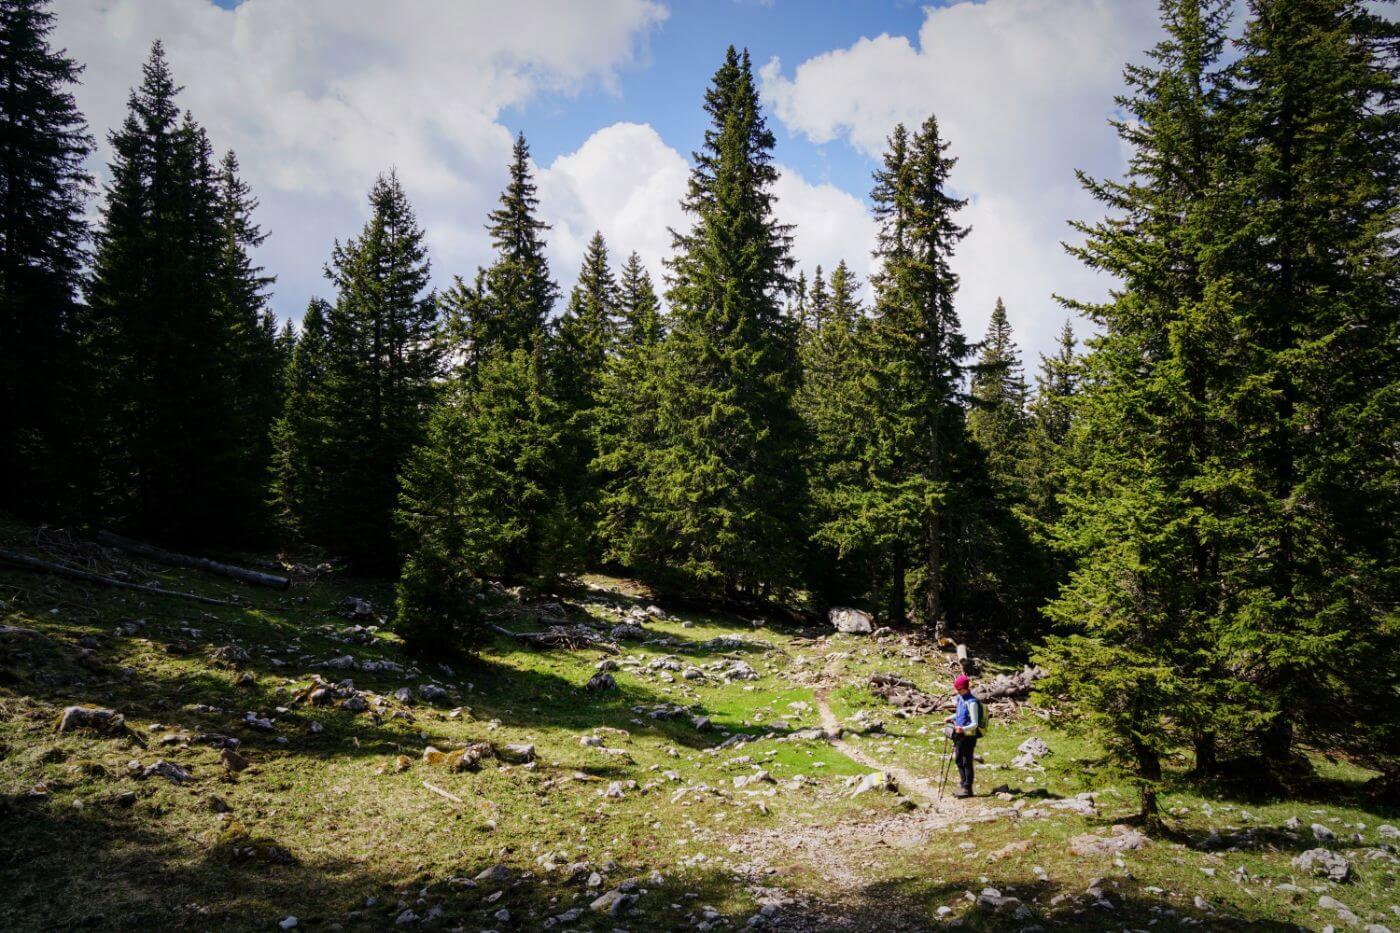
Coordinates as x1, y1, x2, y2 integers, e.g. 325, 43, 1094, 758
97, 531, 290, 589
889, 543, 906, 626
1133, 737, 1162, 829
1260, 717, 1293, 763
1191, 732, 1218, 777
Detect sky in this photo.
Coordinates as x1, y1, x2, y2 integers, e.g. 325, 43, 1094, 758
52, 0, 1178, 361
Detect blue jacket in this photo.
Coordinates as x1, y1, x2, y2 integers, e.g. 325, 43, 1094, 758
953, 692, 983, 737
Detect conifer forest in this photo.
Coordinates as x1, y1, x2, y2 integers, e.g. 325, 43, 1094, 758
0, 1, 1397, 929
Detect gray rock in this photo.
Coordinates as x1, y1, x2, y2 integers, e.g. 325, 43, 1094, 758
475, 864, 514, 884
418, 683, 449, 703
498, 743, 536, 764
341, 694, 368, 713
1294, 847, 1351, 883
1313, 823, 1338, 842
392, 687, 413, 704
586, 672, 617, 691
829, 607, 874, 634
279, 918, 298, 930
56, 705, 125, 735
141, 759, 193, 784
610, 624, 647, 641
1017, 737, 1051, 759
1379, 824, 1399, 840
590, 888, 634, 917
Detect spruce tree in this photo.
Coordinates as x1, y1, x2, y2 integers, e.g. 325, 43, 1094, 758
269, 299, 331, 541
612, 47, 805, 598
797, 259, 870, 607
444, 133, 558, 372
1021, 320, 1079, 547
820, 117, 983, 631
616, 251, 662, 346
1217, 0, 1400, 767
86, 42, 244, 542
309, 171, 439, 569
550, 231, 619, 559
594, 255, 667, 566
0, 0, 92, 517
214, 149, 282, 540
967, 298, 1029, 488
1033, 0, 1238, 821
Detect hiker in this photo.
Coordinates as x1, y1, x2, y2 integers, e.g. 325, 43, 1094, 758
944, 674, 983, 798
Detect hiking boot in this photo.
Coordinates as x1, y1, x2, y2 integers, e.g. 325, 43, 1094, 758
954, 787, 972, 799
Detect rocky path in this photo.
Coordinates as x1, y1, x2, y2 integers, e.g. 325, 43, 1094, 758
723, 665, 976, 929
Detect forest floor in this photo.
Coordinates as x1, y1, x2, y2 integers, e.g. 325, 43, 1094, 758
1, 519, 1397, 931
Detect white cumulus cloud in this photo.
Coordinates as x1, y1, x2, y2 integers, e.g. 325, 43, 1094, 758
761, 0, 1165, 357
51, 0, 667, 320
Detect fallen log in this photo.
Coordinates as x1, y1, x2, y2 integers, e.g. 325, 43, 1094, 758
0, 547, 236, 607
97, 531, 289, 589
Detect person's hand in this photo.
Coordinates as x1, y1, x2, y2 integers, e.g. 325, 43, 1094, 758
943, 715, 953, 724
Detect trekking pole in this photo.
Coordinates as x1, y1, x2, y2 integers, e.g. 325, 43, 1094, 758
937, 728, 951, 799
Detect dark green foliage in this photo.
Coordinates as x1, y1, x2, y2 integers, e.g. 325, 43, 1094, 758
602, 47, 806, 599
814, 117, 1009, 633
0, 0, 92, 517
298, 172, 440, 569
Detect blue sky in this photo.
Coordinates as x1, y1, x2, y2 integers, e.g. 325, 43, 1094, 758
54, 0, 1180, 360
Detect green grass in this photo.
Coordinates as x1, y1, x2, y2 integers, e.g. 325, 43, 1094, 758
2, 525, 1397, 930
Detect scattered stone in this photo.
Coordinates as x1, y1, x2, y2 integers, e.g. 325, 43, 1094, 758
1294, 848, 1351, 883
1313, 823, 1338, 843
220, 747, 249, 773
829, 607, 874, 634
580, 735, 605, 748
596, 659, 619, 672
418, 684, 449, 703
987, 839, 1035, 862
610, 624, 647, 641
851, 770, 896, 797
279, 917, 298, 930
498, 743, 536, 764
1067, 825, 1151, 857
590, 888, 634, 917
208, 644, 251, 667
1377, 824, 1398, 839
586, 672, 617, 692
55, 705, 125, 735
337, 596, 375, 620
475, 864, 514, 884
691, 715, 712, 732
141, 759, 193, 785
341, 694, 368, 713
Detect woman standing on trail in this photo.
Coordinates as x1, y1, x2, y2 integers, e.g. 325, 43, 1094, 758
945, 675, 983, 798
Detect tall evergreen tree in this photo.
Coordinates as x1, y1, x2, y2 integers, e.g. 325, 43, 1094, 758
818, 117, 982, 631
594, 256, 667, 567
1217, 0, 1400, 767
797, 259, 870, 607
214, 149, 283, 540
1034, 0, 1240, 822
307, 171, 439, 568
442, 133, 558, 372
1021, 320, 1079, 547
0, 0, 92, 517
616, 251, 662, 346
550, 231, 619, 559
86, 43, 247, 542
605, 47, 805, 598
967, 298, 1029, 488
269, 298, 330, 541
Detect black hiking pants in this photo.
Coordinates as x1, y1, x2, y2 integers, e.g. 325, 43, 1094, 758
954, 733, 977, 792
